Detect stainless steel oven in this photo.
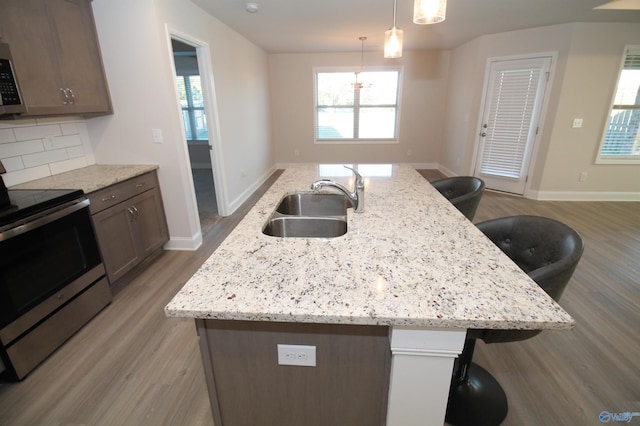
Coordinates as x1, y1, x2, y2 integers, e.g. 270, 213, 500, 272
0, 187, 111, 380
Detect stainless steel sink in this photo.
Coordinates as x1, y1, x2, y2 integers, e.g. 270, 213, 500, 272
262, 216, 347, 238
263, 191, 349, 238
275, 192, 350, 216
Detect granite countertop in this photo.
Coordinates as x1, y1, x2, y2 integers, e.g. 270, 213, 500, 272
10, 164, 158, 194
165, 164, 575, 330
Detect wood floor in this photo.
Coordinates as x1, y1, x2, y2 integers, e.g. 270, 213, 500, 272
1, 169, 638, 426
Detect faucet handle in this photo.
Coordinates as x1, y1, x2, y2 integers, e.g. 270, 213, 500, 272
343, 165, 363, 187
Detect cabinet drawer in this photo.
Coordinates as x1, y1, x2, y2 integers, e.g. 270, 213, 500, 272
88, 172, 158, 214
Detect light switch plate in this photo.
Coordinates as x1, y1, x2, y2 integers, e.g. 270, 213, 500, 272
152, 128, 163, 143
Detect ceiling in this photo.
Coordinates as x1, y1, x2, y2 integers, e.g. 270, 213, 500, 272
190, 0, 640, 53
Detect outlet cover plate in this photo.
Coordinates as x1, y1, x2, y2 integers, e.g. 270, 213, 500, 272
277, 344, 316, 367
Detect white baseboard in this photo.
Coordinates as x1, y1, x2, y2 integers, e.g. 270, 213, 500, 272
530, 190, 640, 201
227, 165, 278, 214
165, 233, 203, 251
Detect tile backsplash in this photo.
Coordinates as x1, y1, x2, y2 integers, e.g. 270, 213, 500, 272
0, 116, 95, 187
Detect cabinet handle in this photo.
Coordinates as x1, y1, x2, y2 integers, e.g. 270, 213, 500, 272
60, 88, 69, 105
131, 205, 139, 220
127, 207, 135, 221
101, 195, 116, 202
135, 183, 144, 188
66, 88, 75, 105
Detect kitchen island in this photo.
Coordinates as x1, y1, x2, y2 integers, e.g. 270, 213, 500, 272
165, 164, 574, 426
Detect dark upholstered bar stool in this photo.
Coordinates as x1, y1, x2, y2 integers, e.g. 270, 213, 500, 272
445, 215, 584, 426
431, 176, 485, 221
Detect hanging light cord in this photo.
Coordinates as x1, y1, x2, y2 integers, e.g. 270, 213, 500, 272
393, 0, 398, 29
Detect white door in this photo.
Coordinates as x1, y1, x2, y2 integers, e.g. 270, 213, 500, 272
474, 56, 552, 194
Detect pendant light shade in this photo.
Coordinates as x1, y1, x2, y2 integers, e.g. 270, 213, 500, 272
384, 27, 403, 58
384, 0, 403, 58
413, 0, 447, 24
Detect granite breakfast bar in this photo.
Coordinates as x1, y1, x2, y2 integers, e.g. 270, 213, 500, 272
165, 164, 574, 426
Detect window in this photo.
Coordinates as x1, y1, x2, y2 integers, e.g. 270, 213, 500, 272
315, 70, 400, 142
598, 46, 640, 163
176, 75, 208, 140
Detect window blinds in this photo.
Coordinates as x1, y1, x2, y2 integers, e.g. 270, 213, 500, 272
601, 47, 640, 157
480, 68, 541, 178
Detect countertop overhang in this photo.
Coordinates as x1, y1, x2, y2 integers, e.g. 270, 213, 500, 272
165, 164, 575, 331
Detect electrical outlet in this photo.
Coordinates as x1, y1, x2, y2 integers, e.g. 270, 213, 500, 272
572, 118, 583, 128
579, 171, 588, 182
277, 344, 316, 367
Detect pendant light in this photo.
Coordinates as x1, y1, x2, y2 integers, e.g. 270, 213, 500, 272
413, 0, 447, 24
384, 0, 403, 58
353, 37, 371, 89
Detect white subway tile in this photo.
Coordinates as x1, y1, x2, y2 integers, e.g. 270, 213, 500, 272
0, 140, 44, 157
49, 157, 89, 175
3, 165, 51, 187
13, 124, 62, 141
23, 149, 68, 168
66, 145, 85, 158
49, 134, 82, 150
0, 129, 16, 144
0, 117, 37, 129
0, 156, 25, 172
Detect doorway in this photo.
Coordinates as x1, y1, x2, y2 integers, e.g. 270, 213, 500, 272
474, 56, 552, 195
171, 39, 220, 234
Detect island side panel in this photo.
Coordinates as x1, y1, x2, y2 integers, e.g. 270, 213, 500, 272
196, 319, 392, 426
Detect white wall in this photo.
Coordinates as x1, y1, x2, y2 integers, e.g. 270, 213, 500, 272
269, 50, 449, 166
538, 23, 640, 198
443, 22, 640, 199
87, 0, 274, 249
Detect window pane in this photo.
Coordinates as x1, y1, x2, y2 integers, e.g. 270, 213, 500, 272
614, 69, 640, 106
600, 49, 640, 158
602, 108, 640, 156
358, 107, 397, 138
317, 73, 354, 106
193, 108, 209, 140
175, 77, 188, 108
360, 72, 399, 105
189, 76, 204, 107
317, 107, 354, 138
181, 109, 192, 139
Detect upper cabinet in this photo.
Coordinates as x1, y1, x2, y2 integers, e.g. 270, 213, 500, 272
0, 0, 112, 117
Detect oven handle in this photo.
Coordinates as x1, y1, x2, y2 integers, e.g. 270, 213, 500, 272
0, 198, 90, 242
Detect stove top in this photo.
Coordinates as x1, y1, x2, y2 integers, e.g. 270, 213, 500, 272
0, 188, 85, 227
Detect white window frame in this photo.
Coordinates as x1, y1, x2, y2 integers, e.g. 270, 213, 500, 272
313, 66, 402, 145
596, 45, 640, 165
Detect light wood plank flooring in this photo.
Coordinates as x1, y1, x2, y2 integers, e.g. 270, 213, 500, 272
1, 169, 638, 425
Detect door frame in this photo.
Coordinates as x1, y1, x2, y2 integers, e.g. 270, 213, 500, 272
470, 52, 557, 198
165, 26, 229, 218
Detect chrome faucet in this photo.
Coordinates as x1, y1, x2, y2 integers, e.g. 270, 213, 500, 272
310, 166, 365, 213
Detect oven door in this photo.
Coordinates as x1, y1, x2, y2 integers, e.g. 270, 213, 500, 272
0, 200, 103, 329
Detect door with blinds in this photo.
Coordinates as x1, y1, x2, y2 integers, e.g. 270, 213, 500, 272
474, 56, 552, 194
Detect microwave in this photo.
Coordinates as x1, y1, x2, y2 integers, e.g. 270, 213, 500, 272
0, 43, 27, 116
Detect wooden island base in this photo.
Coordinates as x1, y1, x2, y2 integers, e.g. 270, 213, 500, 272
196, 319, 392, 426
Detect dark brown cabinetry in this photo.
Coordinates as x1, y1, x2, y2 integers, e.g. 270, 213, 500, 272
0, 0, 112, 117
88, 171, 169, 287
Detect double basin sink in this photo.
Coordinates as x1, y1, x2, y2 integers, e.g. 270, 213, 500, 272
262, 192, 350, 238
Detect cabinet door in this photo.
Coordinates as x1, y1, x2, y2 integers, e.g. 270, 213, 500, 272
47, 0, 112, 115
92, 201, 140, 284
130, 189, 170, 258
0, 0, 67, 113
0, 0, 112, 116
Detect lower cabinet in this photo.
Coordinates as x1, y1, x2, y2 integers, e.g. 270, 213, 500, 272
89, 171, 169, 286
